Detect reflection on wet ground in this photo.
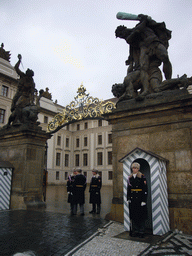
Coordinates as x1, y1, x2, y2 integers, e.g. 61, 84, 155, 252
0, 210, 109, 256
0, 186, 113, 256
44, 185, 113, 219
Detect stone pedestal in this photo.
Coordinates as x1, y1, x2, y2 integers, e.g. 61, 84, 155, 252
104, 89, 192, 234
0, 125, 51, 210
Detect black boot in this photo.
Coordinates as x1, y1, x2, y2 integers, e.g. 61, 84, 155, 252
89, 210, 96, 213
96, 204, 100, 214
89, 204, 96, 213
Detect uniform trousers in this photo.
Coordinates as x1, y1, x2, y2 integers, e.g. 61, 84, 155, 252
73, 203, 84, 215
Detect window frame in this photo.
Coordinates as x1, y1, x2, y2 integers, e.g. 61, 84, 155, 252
56, 171, 60, 180
83, 153, 88, 166
108, 151, 112, 165
65, 154, 69, 167
66, 137, 69, 147
84, 122, 88, 129
75, 154, 80, 166
108, 133, 112, 144
84, 136, 88, 147
1, 85, 8, 97
98, 119, 102, 127
56, 152, 61, 166
76, 138, 80, 148
98, 134, 102, 145
0, 108, 5, 123
97, 152, 103, 165
44, 116, 48, 124
57, 135, 61, 146
108, 171, 113, 180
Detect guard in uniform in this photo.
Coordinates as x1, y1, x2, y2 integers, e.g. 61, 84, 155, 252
72, 169, 87, 215
67, 168, 77, 215
89, 169, 102, 214
127, 162, 148, 238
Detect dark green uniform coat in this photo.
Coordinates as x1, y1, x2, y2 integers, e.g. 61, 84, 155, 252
89, 174, 102, 204
72, 174, 86, 204
127, 171, 148, 222
67, 174, 75, 203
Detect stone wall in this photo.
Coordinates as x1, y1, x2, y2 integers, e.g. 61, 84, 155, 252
105, 90, 192, 234
0, 126, 51, 209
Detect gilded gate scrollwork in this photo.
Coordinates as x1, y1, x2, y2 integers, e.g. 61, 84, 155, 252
47, 84, 116, 134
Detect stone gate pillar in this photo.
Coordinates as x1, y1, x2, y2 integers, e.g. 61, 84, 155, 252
104, 89, 192, 235
0, 126, 51, 209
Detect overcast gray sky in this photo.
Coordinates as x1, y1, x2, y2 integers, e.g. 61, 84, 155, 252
1, 0, 192, 106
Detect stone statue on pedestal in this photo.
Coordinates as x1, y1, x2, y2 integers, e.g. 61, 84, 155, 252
112, 13, 192, 101
0, 53, 51, 211
4, 54, 43, 128
0, 43, 11, 62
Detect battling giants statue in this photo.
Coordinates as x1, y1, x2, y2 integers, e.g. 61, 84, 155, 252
112, 12, 192, 101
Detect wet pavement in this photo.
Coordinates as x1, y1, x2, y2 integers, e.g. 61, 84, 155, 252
0, 185, 112, 256
1, 185, 192, 256
0, 210, 108, 256
43, 185, 113, 220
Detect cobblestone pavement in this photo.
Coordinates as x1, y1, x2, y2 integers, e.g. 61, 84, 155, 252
67, 221, 148, 256
68, 222, 192, 256
139, 230, 192, 256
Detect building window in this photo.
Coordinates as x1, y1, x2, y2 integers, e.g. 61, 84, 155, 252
57, 136, 61, 146
66, 137, 69, 147
75, 154, 80, 166
84, 137, 87, 147
56, 152, 61, 166
76, 138, 80, 147
98, 119, 102, 127
65, 154, 69, 167
97, 152, 103, 165
66, 124, 69, 131
108, 151, 112, 165
98, 135, 102, 145
83, 153, 88, 166
44, 116, 48, 123
77, 124, 80, 130
56, 171, 59, 180
108, 171, 113, 180
84, 122, 88, 129
1, 85, 8, 97
108, 133, 112, 144
0, 109, 5, 123
65, 172, 68, 180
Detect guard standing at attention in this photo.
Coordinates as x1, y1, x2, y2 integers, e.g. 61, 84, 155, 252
89, 169, 102, 214
67, 168, 77, 215
127, 162, 148, 238
72, 168, 86, 215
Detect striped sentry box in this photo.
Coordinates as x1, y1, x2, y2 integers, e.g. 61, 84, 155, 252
120, 148, 170, 236
0, 167, 13, 210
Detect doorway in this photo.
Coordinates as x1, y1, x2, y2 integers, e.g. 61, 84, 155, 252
121, 147, 170, 235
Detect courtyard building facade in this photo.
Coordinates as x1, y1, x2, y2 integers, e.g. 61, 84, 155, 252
0, 52, 114, 186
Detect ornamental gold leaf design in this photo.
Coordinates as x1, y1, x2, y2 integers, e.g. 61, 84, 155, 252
47, 84, 116, 133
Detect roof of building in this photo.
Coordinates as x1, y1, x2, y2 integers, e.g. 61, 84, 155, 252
0, 159, 14, 168
119, 147, 169, 163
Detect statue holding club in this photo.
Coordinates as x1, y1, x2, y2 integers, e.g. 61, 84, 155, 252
112, 12, 190, 101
